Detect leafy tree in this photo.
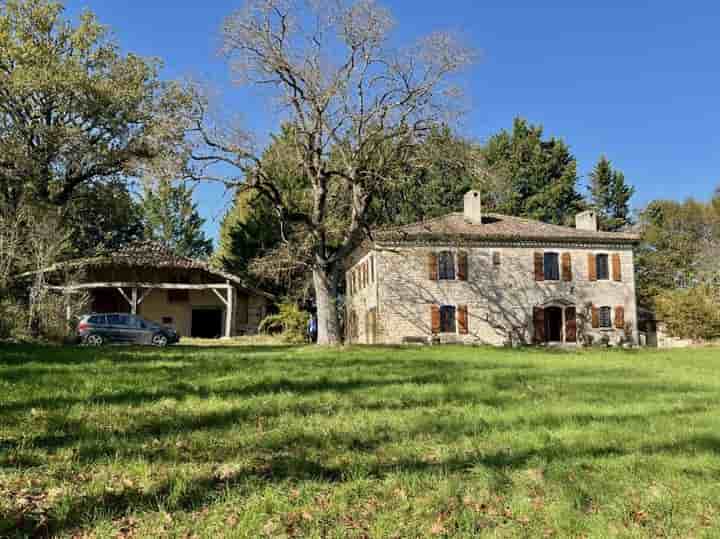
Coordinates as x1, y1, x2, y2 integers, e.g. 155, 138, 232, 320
141, 180, 213, 259
64, 179, 145, 256
215, 189, 280, 275
588, 155, 634, 231
189, 0, 473, 343
0, 0, 190, 209
370, 125, 478, 225
481, 118, 584, 225
636, 197, 718, 307
655, 285, 720, 341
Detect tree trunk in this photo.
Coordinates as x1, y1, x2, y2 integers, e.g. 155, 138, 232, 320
313, 265, 342, 345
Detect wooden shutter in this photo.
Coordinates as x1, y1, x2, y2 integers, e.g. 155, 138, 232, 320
591, 305, 599, 328
533, 306, 545, 343
534, 252, 544, 281
561, 253, 572, 282
565, 306, 577, 342
428, 253, 438, 281
612, 253, 622, 282
458, 305, 468, 334
588, 253, 597, 281
615, 305, 625, 329
431, 304, 440, 334
457, 251, 468, 281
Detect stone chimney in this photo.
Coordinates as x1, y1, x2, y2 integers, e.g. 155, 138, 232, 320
575, 210, 598, 231
464, 190, 482, 224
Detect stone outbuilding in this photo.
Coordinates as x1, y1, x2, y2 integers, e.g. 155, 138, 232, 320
34, 241, 273, 338
345, 191, 640, 346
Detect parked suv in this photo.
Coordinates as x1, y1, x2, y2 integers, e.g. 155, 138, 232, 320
78, 313, 179, 347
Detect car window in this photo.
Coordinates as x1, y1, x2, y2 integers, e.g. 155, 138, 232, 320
132, 317, 147, 329
88, 315, 106, 325
107, 314, 127, 326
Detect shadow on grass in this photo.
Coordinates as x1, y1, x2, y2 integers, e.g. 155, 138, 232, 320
10, 432, 720, 538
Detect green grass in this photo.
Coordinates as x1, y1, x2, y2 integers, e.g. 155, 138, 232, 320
1, 343, 720, 538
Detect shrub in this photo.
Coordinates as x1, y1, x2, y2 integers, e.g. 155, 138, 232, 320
258, 302, 310, 343
655, 285, 720, 341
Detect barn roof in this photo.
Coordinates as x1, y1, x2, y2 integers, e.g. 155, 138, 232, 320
373, 212, 640, 245
20, 240, 274, 299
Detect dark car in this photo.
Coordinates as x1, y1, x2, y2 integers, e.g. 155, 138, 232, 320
78, 313, 179, 347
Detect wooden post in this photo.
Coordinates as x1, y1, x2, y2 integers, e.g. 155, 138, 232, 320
131, 287, 138, 315
225, 283, 234, 338
65, 292, 72, 336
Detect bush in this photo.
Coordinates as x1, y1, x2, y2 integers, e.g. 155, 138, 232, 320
655, 285, 720, 341
0, 297, 29, 341
258, 302, 310, 343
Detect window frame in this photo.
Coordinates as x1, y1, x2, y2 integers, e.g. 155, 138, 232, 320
439, 305, 457, 333
599, 306, 612, 329
543, 252, 560, 281
437, 251, 456, 281
596, 253, 610, 281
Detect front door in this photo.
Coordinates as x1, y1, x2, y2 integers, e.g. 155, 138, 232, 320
545, 306, 563, 343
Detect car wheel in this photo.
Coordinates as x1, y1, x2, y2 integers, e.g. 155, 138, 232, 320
152, 333, 168, 347
85, 334, 104, 346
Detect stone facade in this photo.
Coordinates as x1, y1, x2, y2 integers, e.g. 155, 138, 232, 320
345, 198, 639, 346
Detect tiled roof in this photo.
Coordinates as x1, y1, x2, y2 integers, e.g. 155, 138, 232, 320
110, 240, 209, 270
374, 212, 640, 245
24, 241, 273, 298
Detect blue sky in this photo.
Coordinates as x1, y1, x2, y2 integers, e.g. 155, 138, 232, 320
63, 0, 720, 242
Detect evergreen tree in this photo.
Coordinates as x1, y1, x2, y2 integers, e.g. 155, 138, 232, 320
141, 180, 213, 259
588, 155, 635, 231
214, 188, 280, 276
481, 118, 584, 225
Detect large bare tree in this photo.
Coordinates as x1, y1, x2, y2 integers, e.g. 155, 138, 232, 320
188, 0, 474, 344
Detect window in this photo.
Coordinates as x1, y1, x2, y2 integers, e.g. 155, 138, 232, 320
439, 305, 456, 333
438, 251, 456, 280
596, 254, 609, 280
493, 251, 501, 266
370, 255, 375, 283
130, 316, 147, 329
107, 314, 131, 326
543, 252, 560, 281
599, 306, 612, 328
168, 289, 189, 303
161, 316, 173, 325
88, 315, 107, 325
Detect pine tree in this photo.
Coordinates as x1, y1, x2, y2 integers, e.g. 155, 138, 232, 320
214, 188, 280, 275
481, 118, 585, 225
588, 156, 634, 231
141, 180, 213, 259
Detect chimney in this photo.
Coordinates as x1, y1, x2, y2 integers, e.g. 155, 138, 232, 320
575, 210, 598, 231
464, 190, 482, 224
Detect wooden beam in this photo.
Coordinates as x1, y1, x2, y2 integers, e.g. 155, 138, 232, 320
116, 287, 132, 306
137, 288, 152, 305
211, 288, 228, 306
47, 282, 234, 291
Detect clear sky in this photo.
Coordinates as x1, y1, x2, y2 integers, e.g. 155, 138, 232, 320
63, 0, 720, 241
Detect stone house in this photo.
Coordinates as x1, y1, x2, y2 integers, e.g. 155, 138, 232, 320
345, 191, 640, 346
33, 241, 273, 338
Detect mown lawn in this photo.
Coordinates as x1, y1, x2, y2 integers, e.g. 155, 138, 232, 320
1, 344, 720, 538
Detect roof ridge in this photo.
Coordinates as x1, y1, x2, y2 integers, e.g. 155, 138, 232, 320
376, 211, 464, 233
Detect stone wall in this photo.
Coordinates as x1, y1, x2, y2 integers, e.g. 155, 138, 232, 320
345, 251, 379, 344
361, 243, 637, 346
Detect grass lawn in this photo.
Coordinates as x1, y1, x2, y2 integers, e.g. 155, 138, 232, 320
2, 344, 720, 538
